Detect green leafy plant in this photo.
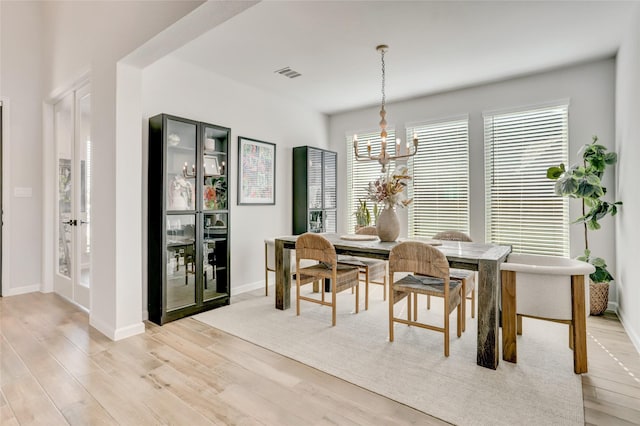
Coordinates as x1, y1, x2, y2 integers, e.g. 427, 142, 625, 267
576, 249, 614, 283
547, 136, 621, 283
372, 203, 381, 224
353, 198, 371, 227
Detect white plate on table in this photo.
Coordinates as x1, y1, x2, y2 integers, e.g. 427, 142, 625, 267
340, 234, 379, 241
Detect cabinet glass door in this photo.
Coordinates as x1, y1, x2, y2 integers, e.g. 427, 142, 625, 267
201, 124, 228, 302
203, 212, 228, 301
166, 119, 196, 211
323, 151, 337, 209
166, 214, 196, 311
308, 149, 322, 209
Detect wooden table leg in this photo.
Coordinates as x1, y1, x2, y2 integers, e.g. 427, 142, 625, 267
275, 239, 290, 310
501, 269, 517, 363
477, 259, 500, 369
571, 274, 588, 374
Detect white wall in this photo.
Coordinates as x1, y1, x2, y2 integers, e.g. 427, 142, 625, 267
0, 1, 44, 295
329, 59, 617, 285
615, 4, 640, 351
0, 1, 201, 338
141, 55, 328, 305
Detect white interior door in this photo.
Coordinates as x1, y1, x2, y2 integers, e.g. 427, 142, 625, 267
54, 83, 91, 310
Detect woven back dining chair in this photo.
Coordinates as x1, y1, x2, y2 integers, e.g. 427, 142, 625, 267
296, 233, 361, 326
388, 241, 462, 357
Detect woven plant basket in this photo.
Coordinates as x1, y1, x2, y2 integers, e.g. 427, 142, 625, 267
589, 281, 610, 315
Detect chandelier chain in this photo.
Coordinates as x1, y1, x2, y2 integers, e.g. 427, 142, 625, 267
380, 49, 386, 111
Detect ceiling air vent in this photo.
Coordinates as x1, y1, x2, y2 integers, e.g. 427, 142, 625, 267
274, 66, 301, 79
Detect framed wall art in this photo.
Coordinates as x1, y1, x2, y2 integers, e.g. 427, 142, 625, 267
237, 136, 276, 205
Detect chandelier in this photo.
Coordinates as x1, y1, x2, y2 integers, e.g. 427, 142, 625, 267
352, 44, 418, 173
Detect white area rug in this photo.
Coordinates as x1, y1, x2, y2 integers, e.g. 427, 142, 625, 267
195, 286, 583, 425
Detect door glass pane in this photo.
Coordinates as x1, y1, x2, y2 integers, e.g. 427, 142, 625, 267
166, 119, 196, 211
308, 149, 322, 209
55, 95, 73, 278
202, 126, 228, 211
166, 214, 196, 311
203, 212, 228, 301
323, 151, 337, 209
77, 90, 91, 287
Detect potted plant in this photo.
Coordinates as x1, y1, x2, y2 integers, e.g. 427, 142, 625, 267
547, 136, 622, 314
353, 198, 372, 230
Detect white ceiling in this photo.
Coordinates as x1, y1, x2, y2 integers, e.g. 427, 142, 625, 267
171, 1, 637, 115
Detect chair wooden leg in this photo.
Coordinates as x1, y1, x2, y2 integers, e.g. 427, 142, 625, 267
502, 269, 517, 363
427, 294, 431, 310
355, 282, 360, 314
413, 293, 418, 322
408, 292, 412, 325
571, 274, 588, 374
460, 279, 467, 332
365, 268, 370, 310
569, 324, 574, 350
383, 270, 387, 301
471, 288, 476, 318
517, 314, 523, 335
296, 274, 301, 317
332, 285, 337, 326
321, 281, 325, 303
457, 297, 462, 338
388, 273, 395, 342
444, 301, 450, 357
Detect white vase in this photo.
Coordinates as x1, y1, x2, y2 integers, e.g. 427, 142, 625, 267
376, 206, 400, 242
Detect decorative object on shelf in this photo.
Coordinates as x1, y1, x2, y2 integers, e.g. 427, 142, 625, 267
182, 162, 196, 178
169, 175, 193, 210
168, 133, 181, 147
238, 136, 276, 205
204, 156, 220, 176
204, 137, 216, 151
204, 177, 227, 210
367, 166, 412, 242
547, 135, 622, 315
352, 44, 418, 173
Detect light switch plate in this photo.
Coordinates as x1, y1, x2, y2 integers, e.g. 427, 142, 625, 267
14, 187, 33, 197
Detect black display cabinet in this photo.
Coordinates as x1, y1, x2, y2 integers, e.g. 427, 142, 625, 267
148, 114, 230, 325
292, 146, 337, 234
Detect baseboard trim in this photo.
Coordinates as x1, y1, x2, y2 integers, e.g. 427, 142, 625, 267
233, 280, 263, 295
617, 307, 640, 354
2, 284, 41, 296
90, 316, 145, 341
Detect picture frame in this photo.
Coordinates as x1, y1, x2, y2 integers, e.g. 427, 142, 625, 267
203, 156, 220, 176
238, 136, 276, 205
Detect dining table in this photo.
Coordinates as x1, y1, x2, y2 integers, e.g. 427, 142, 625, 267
274, 233, 512, 370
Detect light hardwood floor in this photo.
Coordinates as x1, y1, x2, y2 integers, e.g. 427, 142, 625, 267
1, 292, 639, 425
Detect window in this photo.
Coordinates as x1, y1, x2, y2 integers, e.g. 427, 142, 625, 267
407, 117, 470, 238
346, 128, 395, 233
484, 103, 569, 256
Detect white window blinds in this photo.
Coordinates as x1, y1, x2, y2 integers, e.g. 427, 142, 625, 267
346, 129, 395, 233
407, 118, 470, 238
484, 103, 569, 256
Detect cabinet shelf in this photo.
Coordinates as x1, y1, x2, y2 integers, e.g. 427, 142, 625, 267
204, 151, 227, 156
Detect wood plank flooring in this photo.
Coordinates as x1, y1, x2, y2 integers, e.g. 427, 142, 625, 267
1, 292, 639, 425
0, 293, 446, 425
